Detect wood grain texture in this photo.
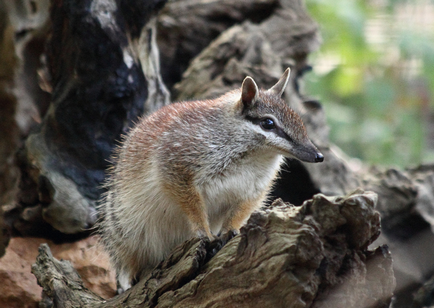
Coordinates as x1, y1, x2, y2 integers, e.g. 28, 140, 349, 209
32, 190, 394, 308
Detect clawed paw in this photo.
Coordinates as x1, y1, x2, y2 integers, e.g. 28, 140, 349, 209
207, 229, 239, 256
219, 229, 238, 245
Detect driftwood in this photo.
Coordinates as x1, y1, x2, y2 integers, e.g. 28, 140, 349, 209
363, 165, 434, 306
4, 0, 169, 241
157, 0, 281, 91
0, 2, 19, 209
1, 0, 434, 307
0, 1, 21, 257
32, 190, 394, 308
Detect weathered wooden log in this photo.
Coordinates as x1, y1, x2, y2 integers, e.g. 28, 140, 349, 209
0, 0, 29, 258
4, 0, 169, 241
0, 1, 19, 209
157, 0, 280, 91
32, 190, 394, 308
362, 165, 434, 306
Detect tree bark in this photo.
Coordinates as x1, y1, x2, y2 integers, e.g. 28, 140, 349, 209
4, 0, 169, 241
0, 1, 19, 212
32, 190, 394, 308
157, 0, 281, 91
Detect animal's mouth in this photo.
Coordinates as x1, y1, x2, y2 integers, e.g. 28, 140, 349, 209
279, 144, 324, 163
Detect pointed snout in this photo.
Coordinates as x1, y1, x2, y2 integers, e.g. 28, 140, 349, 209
297, 150, 324, 163
289, 141, 324, 163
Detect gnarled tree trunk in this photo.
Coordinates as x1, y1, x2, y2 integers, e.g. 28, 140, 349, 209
32, 190, 394, 308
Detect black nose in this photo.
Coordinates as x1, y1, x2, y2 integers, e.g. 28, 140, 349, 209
315, 153, 324, 162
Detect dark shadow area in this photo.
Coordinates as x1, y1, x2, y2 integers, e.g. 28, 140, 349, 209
269, 158, 321, 206
382, 212, 431, 241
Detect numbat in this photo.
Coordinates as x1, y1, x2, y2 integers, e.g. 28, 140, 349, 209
98, 68, 324, 291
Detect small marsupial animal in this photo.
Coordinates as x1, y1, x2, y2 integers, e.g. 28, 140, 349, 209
98, 68, 324, 291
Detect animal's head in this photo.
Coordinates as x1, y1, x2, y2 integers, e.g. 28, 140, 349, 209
239, 68, 324, 163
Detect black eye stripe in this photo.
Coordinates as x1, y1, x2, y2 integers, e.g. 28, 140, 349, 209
245, 115, 261, 125
245, 115, 295, 143
246, 116, 274, 125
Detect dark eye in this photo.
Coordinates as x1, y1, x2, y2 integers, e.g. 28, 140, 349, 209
260, 118, 276, 130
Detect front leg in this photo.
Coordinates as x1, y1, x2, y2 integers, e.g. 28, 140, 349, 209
221, 196, 264, 234
163, 169, 214, 239
175, 184, 214, 240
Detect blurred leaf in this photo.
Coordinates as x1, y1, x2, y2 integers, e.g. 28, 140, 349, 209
305, 0, 434, 167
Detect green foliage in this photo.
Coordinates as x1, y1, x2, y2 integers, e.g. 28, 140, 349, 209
305, 0, 434, 167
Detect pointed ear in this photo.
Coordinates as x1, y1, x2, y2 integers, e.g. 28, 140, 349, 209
267, 68, 291, 97
241, 76, 259, 108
